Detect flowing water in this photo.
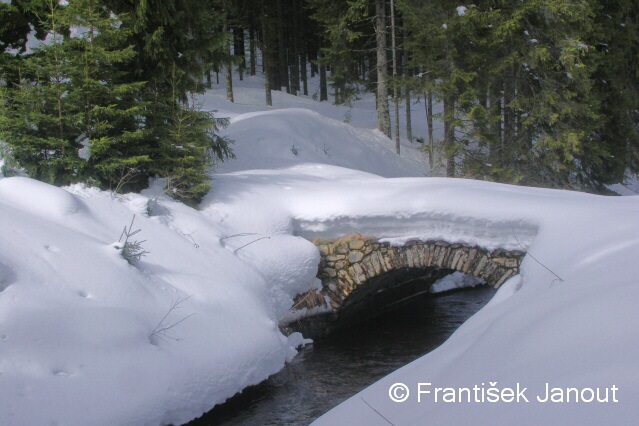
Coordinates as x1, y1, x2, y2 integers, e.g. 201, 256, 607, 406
187, 286, 495, 426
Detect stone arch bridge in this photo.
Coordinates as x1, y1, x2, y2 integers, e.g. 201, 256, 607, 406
291, 235, 525, 335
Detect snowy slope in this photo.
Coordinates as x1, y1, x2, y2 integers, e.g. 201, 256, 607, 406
0, 177, 320, 426
1, 73, 638, 426
217, 108, 425, 177
198, 73, 435, 178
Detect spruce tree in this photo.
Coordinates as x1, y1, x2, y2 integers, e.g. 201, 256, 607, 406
149, 63, 231, 205
61, 0, 150, 190
2, 0, 84, 185
106, 0, 233, 201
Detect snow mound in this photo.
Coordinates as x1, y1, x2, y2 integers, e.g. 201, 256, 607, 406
0, 260, 16, 291
217, 108, 426, 177
430, 271, 484, 293
0, 177, 320, 426
0, 176, 83, 218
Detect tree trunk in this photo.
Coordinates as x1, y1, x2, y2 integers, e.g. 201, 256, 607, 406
224, 16, 234, 102
375, 0, 391, 138
503, 61, 516, 167
489, 78, 502, 166
444, 93, 455, 177
299, 5, 308, 96
403, 27, 413, 143
405, 81, 412, 143
310, 45, 318, 78
477, 81, 489, 159
260, 2, 272, 106
424, 89, 434, 170
368, 50, 377, 86
390, 0, 400, 153
301, 50, 308, 96
233, 27, 245, 81
277, 0, 289, 92
290, 0, 301, 96
319, 50, 328, 102
249, 28, 256, 76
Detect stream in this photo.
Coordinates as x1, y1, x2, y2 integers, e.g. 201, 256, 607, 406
187, 285, 496, 425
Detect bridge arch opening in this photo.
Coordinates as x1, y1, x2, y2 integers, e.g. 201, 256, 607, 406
336, 267, 478, 324
288, 235, 524, 337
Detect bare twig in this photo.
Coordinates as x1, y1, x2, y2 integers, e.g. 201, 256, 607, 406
360, 397, 395, 426
220, 232, 260, 241
150, 295, 195, 342
183, 230, 200, 249
289, 290, 315, 311
112, 167, 139, 195
512, 230, 564, 284
234, 236, 271, 253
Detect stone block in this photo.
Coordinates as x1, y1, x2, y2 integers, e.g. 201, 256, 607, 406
317, 245, 330, 256
473, 255, 489, 276
349, 239, 366, 250
326, 255, 346, 262
423, 247, 431, 266
443, 247, 452, 266
382, 254, 393, 270
481, 262, 498, 281
411, 246, 421, 267
431, 246, 440, 265
349, 251, 364, 263
504, 258, 519, 268
495, 269, 514, 288
451, 250, 465, 270
336, 244, 349, 255
370, 252, 382, 275
353, 263, 366, 280
362, 258, 375, 277
491, 257, 508, 266
348, 266, 359, 284
407, 249, 415, 267
463, 248, 478, 272
324, 268, 337, 278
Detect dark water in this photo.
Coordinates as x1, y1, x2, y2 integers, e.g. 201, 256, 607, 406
187, 286, 495, 426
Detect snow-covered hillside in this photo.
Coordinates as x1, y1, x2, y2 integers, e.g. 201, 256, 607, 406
197, 74, 432, 178
1, 75, 638, 426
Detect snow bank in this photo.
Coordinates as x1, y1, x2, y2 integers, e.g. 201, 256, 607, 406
0, 177, 319, 426
429, 271, 484, 293
0, 176, 83, 218
217, 108, 426, 177
309, 187, 639, 424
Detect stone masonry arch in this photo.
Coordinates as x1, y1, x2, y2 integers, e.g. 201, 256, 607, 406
294, 235, 525, 318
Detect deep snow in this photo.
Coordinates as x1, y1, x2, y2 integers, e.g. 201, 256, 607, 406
1, 71, 638, 426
